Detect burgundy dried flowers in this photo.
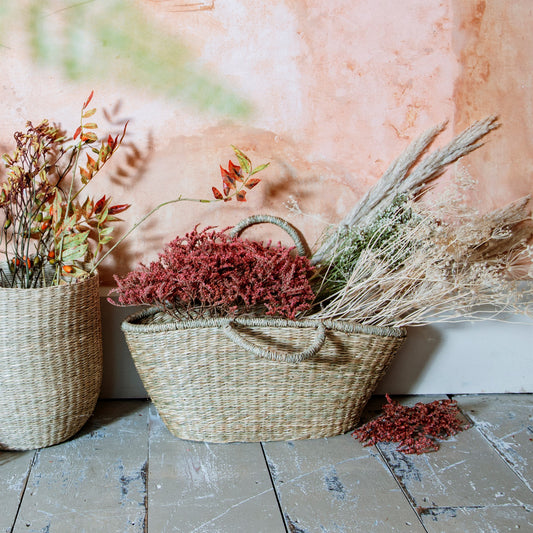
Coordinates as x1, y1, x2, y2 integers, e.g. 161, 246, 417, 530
353, 395, 471, 454
110, 226, 316, 319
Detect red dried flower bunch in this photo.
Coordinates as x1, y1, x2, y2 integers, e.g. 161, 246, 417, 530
110, 226, 316, 319
353, 394, 471, 454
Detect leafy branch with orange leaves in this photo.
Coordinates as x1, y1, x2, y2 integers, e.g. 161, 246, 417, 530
0, 92, 268, 288
91, 144, 269, 276
0, 91, 130, 287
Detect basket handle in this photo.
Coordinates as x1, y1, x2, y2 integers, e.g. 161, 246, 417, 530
229, 214, 310, 257
222, 321, 326, 363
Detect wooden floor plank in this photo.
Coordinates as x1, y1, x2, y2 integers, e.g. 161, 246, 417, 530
263, 432, 424, 533
419, 504, 533, 533
12, 401, 149, 533
373, 396, 533, 533
147, 404, 286, 533
0, 450, 35, 533
454, 394, 533, 491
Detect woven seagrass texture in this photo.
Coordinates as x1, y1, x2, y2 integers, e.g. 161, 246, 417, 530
122, 309, 406, 442
0, 274, 103, 450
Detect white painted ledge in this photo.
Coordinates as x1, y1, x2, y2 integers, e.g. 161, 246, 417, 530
100, 298, 533, 399
376, 316, 533, 395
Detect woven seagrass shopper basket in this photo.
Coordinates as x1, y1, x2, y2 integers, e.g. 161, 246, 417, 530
0, 273, 103, 450
121, 215, 406, 442
123, 310, 405, 442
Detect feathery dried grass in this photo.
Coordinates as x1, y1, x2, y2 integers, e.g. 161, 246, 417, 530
309, 118, 533, 327
311, 116, 500, 265
312, 197, 532, 327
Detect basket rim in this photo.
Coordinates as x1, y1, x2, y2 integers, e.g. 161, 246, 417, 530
121, 307, 407, 338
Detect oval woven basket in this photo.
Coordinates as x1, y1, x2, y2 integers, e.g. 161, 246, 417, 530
122, 309, 406, 442
0, 274, 103, 450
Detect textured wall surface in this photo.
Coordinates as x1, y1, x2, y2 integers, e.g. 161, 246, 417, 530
452, 0, 533, 209
0, 0, 531, 284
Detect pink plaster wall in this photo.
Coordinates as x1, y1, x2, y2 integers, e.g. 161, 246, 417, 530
0, 0, 530, 284
452, 0, 533, 209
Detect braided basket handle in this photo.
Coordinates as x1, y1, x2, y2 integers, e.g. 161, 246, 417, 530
229, 214, 310, 257
228, 215, 318, 362
223, 321, 326, 363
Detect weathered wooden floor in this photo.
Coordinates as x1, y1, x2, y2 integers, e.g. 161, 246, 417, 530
2, 394, 532, 532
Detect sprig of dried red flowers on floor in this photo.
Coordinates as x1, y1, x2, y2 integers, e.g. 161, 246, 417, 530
353, 395, 472, 454
109, 226, 316, 319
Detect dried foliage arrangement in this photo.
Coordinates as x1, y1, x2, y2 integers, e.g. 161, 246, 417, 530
309, 117, 533, 327
353, 395, 471, 454
0, 91, 129, 287
0, 93, 267, 288
111, 116, 532, 329
110, 226, 315, 320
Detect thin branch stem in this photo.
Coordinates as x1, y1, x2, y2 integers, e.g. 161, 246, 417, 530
89, 196, 212, 274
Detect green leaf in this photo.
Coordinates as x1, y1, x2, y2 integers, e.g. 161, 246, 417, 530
63, 230, 90, 248
99, 226, 114, 237
82, 108, 97, 119
250, 162, 270, 176
231, 145, 251, 174
60, 243, 89, 261
98, 207, 109, 224
104, 215, 124, 223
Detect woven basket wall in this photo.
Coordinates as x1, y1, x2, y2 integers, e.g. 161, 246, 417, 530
122, 308, 406, 443
0, 274, 103, 450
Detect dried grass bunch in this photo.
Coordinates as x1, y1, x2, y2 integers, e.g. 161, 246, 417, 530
309, 117, 533, 327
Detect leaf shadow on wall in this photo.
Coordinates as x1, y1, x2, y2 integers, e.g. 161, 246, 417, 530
0, 0, 251, 118
97, 137, 160, 285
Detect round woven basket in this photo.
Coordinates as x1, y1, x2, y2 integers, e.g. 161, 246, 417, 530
122, 309, 406, 442
0, 274, 103, 450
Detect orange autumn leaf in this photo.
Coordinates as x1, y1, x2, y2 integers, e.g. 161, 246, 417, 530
81, 132, 98, 143
220, 165, 236, 187
245, 178, 261, 189
83, 90, 94, 109
212, 187, 223, 200
228, 160, 243, 182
